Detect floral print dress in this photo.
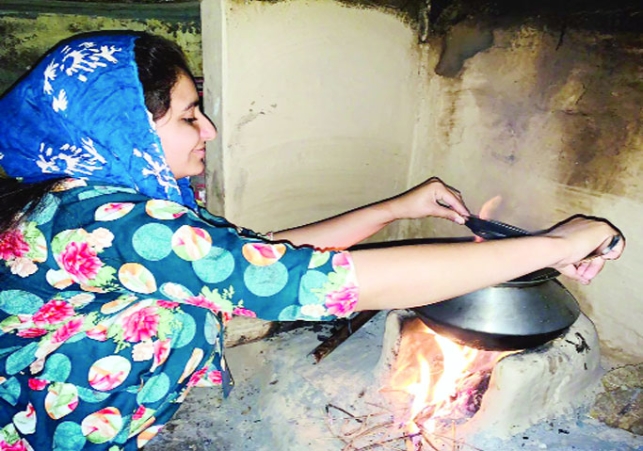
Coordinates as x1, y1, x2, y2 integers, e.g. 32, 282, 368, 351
0, 179, 359, 450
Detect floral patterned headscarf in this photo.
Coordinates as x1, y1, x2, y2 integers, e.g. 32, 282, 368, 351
0, 31, 197, 209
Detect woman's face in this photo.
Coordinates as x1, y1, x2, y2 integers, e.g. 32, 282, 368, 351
155, 72, 217, 179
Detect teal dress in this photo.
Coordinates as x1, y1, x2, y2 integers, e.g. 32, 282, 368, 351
0, 180, 359, 450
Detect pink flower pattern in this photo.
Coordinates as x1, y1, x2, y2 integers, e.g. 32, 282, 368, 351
16, 328, 48, 339
187, 368, 208, 387
184, 295, 218, 311
152, 339, 171, 370
0, 439, 30, 451
86, 325, 108, 341
28, 379, 49, 391
0, 229, 29, 260
89, 372, 127, 392
325, 284, 359, 318
332, 252, 353, 271
58, 241, 102, 284
157, 300, 179, 309
0, 182, 360, 450
122, 307, 160, 342
207, 370, 223, 385
232, 307, 257, 318
33, 300, 75, 326
51, 318, 84, 344
132, 405, 147, 421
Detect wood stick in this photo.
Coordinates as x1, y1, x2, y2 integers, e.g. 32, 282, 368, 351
311, 310, 379, 363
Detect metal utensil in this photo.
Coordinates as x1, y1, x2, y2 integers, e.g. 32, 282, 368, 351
413, 279, 581, 351
414, 215, 623, 350
464, 215, 530, 240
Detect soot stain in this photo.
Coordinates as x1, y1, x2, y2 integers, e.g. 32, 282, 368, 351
535, 32, 643, 198
565, 332, 591, 354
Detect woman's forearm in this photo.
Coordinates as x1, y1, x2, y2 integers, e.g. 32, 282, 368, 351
272, 177, 469, 250
272, 200, 396, 250
351, 235, 568, 311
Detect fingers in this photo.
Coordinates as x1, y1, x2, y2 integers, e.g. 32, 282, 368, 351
575, 234, 623, 283
430, 181, 470, 222
558, 258, 605, 285
440, 189, 469, 216
597, 234, 625, 260
402, 177, 470, 223
550, 216, 625, 284
576, 258, 605, 284
548, 216, 625, 264
436, 198, 467, 225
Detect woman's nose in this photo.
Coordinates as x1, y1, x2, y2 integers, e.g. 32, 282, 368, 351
201, 118, 217, 141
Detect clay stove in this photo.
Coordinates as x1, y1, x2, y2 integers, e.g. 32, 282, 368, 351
377, 309, 602, 448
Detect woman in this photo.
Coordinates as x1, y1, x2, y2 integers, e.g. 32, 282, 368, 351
0, 31, 623, 451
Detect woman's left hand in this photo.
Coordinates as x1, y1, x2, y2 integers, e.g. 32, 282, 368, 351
545, 215, 625, 285
386, 177, 470, 224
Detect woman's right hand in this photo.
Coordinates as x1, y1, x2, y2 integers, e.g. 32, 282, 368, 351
385, 176, 470, 224
545, 216, 625, 284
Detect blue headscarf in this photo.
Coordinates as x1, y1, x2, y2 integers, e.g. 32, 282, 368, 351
0, 31, 197, 209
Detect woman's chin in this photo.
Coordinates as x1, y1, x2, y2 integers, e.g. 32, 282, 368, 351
174, 163, 205, 180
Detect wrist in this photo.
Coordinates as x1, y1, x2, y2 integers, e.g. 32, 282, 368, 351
375, 198, 400, 225
540, 234, 573, 268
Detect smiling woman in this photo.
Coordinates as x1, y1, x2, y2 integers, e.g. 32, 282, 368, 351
0, 31, 369, 450
155, 73, 217, 179
0, 30, 624, 451
133, 33, 215, 179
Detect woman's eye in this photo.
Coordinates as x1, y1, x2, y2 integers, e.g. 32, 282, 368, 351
183, 117, 198, 124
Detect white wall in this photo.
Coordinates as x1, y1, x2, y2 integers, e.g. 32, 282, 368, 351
202, 0, 420, 237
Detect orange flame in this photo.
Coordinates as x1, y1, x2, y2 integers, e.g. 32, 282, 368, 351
472, 195, 503, 242
386, 319, 509, 445
478, 195, 503, 220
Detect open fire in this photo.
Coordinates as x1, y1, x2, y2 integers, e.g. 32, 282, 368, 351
146, 305, 608, 451
310, 195, 601, 450
372, 307, 602, 451
384, 317, 511, 450
387, 196, 508, 444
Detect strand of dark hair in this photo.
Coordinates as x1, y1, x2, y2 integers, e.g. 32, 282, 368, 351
134, 32, 193, 121
0, 178, 62, 234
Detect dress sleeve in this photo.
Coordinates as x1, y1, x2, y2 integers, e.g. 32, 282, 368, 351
52, 193, 359, 322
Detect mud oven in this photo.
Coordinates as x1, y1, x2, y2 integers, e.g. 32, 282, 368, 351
377, 309, 602, 449
280, 300, 640, 451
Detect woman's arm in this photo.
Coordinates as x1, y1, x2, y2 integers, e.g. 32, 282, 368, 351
273, 177, 469, 249
351, 216, 624, 311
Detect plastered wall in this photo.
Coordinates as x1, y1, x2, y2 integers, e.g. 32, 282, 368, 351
407, 26, 643, 364
202, 0, 421, 239
204, 0, 642, 364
